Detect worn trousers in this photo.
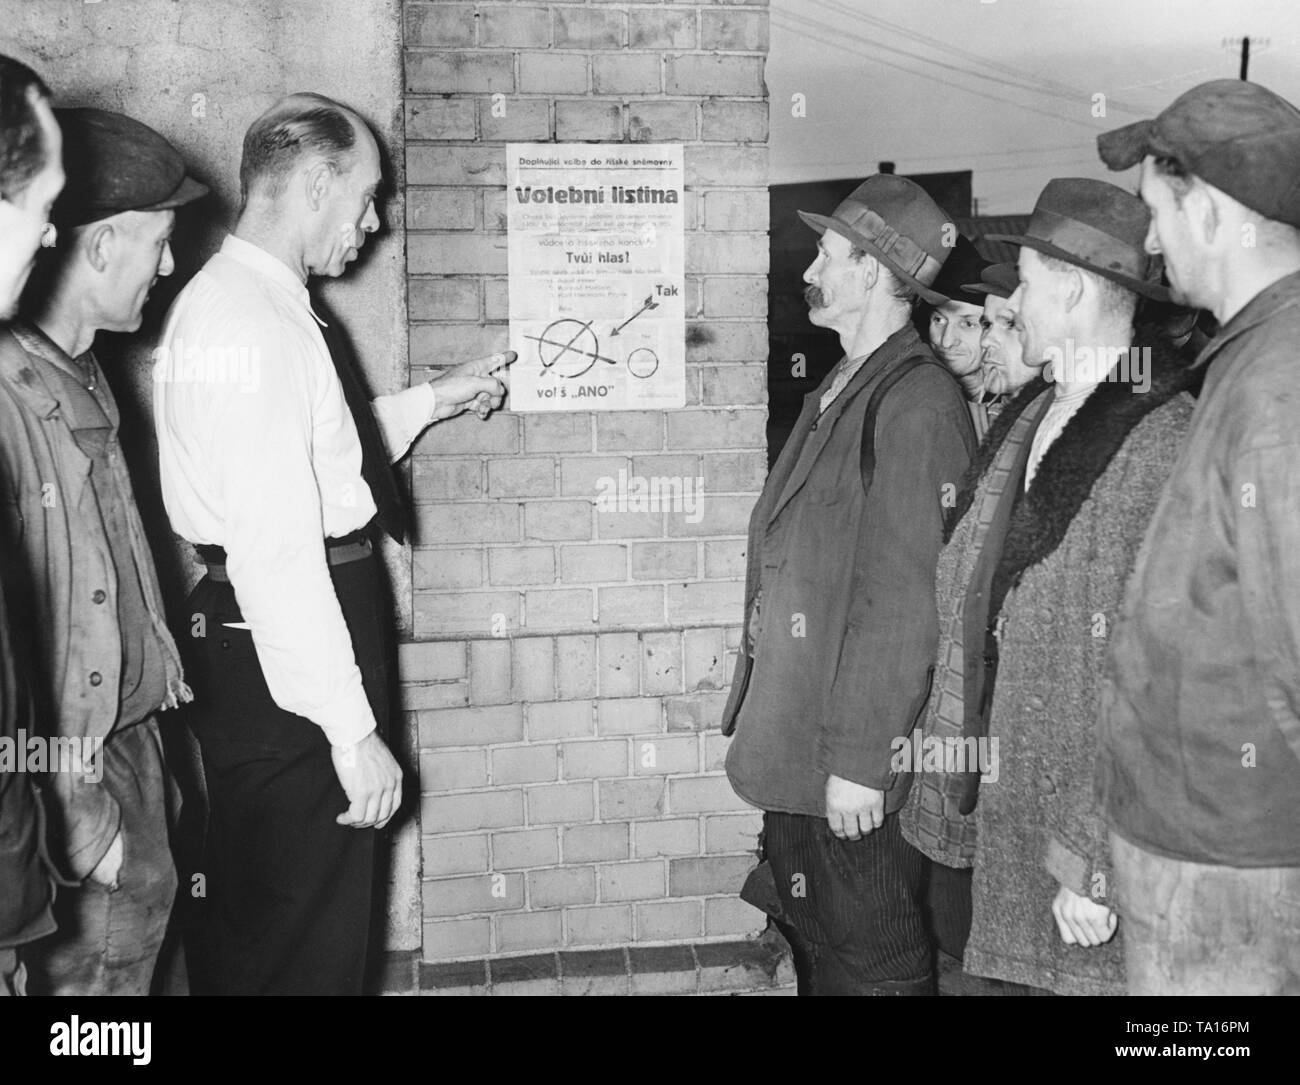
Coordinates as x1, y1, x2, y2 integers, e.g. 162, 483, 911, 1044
1111, 830, 1300, 995
24, 718, 177, 995
764, 810, 932, 995
179, 553, 393, 995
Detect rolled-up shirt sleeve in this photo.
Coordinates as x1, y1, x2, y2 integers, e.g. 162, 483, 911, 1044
373, 383, 436, 463
215, 323, 377, 748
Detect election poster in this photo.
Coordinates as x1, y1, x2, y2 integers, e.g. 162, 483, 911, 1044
506, 143, 686, 412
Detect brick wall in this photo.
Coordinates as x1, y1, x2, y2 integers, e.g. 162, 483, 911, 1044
401, 0, 771, 960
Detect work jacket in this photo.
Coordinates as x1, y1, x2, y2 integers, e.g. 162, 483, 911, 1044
0, 326, 189, 882
723, 324, 975, 816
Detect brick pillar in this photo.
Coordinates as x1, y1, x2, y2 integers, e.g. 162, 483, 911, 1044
403, 0, 771, 961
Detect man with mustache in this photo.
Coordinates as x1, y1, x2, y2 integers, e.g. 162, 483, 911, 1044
156, 93, 508, 994
1096, 79, 1300, 994
0, 53, 64, 998
724, 175, 976, 995
0, 106, 205, 994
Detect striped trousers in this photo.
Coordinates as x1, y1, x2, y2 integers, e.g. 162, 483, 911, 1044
765, 811, 932, 995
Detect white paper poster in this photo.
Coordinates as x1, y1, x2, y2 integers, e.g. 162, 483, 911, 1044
506, 143, 685, 412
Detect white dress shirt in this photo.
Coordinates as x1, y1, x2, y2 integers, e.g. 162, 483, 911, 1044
156, 234, 435, 746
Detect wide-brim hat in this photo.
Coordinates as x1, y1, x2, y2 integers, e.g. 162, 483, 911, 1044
1097, 79, 1300, 228
988, 177, 1169, 302
53, 106, 208, 228
929, 234, 992, 308
798, 174, 955, 305
963, 261, 1019, 300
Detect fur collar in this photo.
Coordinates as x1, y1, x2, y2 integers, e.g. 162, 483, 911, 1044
987, 322, 1199, 619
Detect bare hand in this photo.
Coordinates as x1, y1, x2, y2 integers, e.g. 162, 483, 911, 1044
331, 731, 403, 830
1052, 885, 1118, 947
825, 774, 884, 840
88, 830, 124, 889
429, 351, 514, 420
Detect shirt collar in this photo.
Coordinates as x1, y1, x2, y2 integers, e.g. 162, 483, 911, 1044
10, 321, 111, 438
219, 234, 327, 327
1196, 267, 1300, 371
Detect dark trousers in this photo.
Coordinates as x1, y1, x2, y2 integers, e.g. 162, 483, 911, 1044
178, 554, 393, 995
765, 810, 932, 995
925, 863, 973, 960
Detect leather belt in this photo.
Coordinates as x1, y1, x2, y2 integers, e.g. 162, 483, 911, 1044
196, 533, 374, 583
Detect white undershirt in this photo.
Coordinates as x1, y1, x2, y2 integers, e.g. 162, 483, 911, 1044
156, 235, 436, 747
1024, 378, 1103, 490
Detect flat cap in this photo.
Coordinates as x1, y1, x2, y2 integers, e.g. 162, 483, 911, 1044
1097, 79, 1300, 227
53, 106, 207, 228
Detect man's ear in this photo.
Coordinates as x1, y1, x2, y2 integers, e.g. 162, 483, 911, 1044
1062, 266, 1086, 314
83, 221, 114, 274
859, 252, 881, 292
303, 160, 334, 212
1194, 183, 1225, 248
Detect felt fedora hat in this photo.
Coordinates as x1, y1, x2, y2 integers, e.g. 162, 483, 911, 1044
798, 174, 955, 305
53, 106, 208, 228
929, 234, 992, 307
963, 261, 1019, 300
988, 177, 1168, 301
1098, 79, 1300, 228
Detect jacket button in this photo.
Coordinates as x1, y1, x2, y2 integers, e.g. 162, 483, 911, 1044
89, 671, 102, 687
1039, 773, 1056, 794
92, 589, 106, 604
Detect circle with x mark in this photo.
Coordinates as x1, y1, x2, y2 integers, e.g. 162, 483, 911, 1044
527, 319, 618, 379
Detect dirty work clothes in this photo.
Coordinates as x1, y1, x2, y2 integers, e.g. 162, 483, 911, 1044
764, 811, 931, 996
724, 324, 975, 814
0, 567, 57, 966
1111, 831, 1300, 995
180, 550, 392, 995
0, 325, 188, 885
24, 719, 177, 995
1097, 271, 1300, 866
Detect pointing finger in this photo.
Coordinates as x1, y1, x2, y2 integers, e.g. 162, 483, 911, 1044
479, 350, 517, 374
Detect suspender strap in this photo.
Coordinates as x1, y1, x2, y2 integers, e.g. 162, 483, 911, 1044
860, 354, 949, 498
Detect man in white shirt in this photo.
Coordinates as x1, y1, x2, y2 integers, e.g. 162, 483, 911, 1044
156, 92, 507, 994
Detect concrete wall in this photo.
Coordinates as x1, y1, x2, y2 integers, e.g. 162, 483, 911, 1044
402, 0, 772, 961
1, 0, 421, 953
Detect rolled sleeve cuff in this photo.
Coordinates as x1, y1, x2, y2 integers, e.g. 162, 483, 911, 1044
313, 688, 379, 748
374, 383, 437, 463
